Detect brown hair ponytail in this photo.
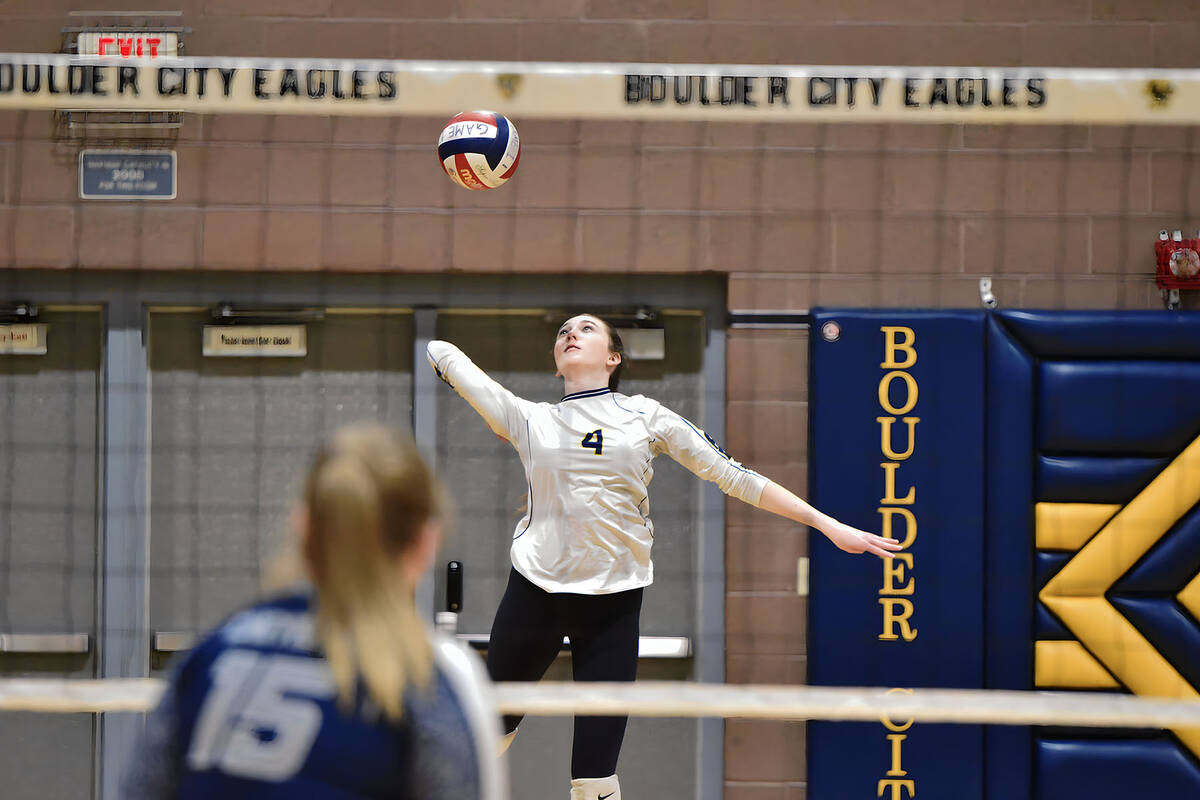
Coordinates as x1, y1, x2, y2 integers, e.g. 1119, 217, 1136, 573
600, 319, 626, 391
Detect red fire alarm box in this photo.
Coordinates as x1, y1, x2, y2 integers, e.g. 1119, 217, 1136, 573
1155, 230, 1200, 309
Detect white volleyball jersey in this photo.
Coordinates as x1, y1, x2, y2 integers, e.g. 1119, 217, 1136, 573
428, 340, 768, 595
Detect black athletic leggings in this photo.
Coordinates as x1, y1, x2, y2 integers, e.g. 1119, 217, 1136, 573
486, 568, 643, 779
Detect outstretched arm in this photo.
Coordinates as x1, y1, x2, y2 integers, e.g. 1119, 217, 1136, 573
427, 340, 534, 444
757, 481, 901, 559
650, 402, 900, 559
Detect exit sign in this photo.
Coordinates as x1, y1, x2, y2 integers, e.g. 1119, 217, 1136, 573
77, 32, 179, 58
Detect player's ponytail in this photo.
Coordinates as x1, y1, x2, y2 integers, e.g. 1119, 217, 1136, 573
597, 317, 626, 391
302, 425, 440, 720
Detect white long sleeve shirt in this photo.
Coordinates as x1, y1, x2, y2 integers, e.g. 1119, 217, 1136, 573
428, 340, 768, 595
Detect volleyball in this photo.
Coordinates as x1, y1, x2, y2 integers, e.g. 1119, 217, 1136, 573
438, 110, 521, 190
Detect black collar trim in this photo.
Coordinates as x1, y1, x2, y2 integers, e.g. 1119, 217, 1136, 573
561, 387, 613, 402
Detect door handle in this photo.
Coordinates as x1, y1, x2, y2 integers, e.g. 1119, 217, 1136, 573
151, 631, 195, 652
0, 633, 90, 653
153, 631, 693, 659
457, 634, 692, 658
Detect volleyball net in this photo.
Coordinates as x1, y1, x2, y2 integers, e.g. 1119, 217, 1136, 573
5, 678, 1200, 729
1, 53, 1200, 799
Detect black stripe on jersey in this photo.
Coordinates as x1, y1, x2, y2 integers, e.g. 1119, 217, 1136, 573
431, 357, 455, 389
560, 387, 613, 402
514, 419, 534, 540
680, 417, 758, 477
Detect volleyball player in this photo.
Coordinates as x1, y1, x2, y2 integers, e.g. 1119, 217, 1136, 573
428, 314, 900, 800
122, 424, 506, 800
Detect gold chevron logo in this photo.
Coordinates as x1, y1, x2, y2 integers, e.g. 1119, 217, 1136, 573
1039, 433, 1200, 758
1181, 571, 1200, 622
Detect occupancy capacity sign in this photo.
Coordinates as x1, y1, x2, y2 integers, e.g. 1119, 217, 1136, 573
79, 150, 176, 200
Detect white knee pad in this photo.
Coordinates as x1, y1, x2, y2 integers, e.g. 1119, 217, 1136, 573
569, 773, 620, 800
497, 729, 517, 756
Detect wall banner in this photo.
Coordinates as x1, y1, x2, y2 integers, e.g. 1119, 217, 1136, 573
808, 310, 986, 800
1, 53, 1198, 123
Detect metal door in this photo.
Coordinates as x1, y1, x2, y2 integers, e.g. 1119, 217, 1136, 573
146, 309, 414, 671
0, 309, 102, 800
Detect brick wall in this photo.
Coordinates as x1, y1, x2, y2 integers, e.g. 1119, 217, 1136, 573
2, 2, 1199, 798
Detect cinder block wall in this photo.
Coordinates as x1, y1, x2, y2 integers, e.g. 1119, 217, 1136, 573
1, 3, 1196, 798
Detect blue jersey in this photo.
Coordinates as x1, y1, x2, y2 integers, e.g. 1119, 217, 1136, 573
123, 590, 505, 800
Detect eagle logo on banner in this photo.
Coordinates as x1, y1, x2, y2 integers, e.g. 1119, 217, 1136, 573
497, 73, 523, 100
1146, 79, 1175, 108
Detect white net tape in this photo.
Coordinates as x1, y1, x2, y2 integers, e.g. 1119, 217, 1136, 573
4, 679, 1200, 729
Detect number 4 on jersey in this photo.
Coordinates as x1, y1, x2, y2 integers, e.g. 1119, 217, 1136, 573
581, 429, 603, 455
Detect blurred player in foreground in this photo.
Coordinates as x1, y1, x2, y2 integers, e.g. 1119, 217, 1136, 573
429, 314, 900, 800
123, 424, 506, 800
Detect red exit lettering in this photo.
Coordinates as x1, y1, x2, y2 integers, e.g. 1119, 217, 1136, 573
97, 36, 163, 58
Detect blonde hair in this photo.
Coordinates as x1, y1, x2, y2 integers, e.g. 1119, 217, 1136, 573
300, 424, 439, 720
